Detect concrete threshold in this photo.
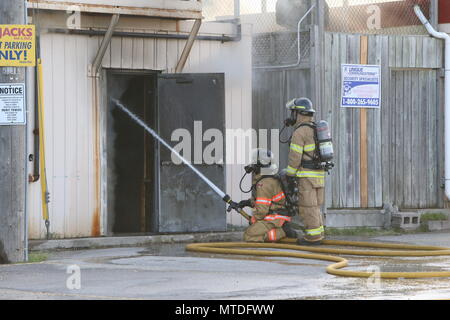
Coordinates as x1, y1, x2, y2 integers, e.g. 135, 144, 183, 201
325, 208, 386, 228
29, 232, 244, 251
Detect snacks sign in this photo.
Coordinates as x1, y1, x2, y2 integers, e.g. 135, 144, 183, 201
0, 25, 36, 67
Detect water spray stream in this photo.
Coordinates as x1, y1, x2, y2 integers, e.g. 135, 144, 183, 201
111, 99, 251, 221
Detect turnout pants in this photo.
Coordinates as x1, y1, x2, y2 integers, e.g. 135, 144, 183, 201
298, 178, 325, 242
244, 221, 286, 243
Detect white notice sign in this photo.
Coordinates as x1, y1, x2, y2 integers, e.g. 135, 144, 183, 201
0, 83, 26, 125
341, 64, 381, 109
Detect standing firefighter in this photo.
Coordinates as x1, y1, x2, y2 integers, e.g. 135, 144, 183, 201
284, 97, 333, 245
238, 149, 297, 243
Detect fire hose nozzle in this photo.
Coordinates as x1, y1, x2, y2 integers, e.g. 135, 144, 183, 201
223, 194, 251, 221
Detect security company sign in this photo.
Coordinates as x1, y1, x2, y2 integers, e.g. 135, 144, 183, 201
0, 25, 36, 67
0, 83, 26, 125
341, 64, 381, 109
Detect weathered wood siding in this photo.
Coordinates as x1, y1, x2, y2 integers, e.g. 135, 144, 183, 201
386, 70, 441, 208
253, 32, 445, 210
252, 67, 312, 169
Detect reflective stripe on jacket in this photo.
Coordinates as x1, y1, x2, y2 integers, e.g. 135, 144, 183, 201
286, 166, 325, 179
264, 214, 292, 222
271, 191, 286, 202
267, 229, 277, 242
305, 226, 324, 236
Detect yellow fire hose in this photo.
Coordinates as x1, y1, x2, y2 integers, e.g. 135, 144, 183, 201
186, 239, 450, 279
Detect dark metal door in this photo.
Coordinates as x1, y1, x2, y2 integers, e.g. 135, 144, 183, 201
157, 73, 226, 233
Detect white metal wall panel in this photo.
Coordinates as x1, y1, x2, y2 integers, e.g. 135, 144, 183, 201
75, 35, 91, 236
28, 34, 102, 239
28, 23, 253, 239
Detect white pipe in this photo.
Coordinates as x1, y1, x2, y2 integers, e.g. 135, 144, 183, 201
253, 3, 316, 69
414, 5, 450, 200
175, 19, 202, 73
92, 14, 120, 76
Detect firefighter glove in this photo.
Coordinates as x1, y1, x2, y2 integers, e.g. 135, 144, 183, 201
238, 199, 252, 209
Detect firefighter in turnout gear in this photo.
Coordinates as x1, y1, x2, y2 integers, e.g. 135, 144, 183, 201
285, 98, 325, 245
239, 149, 297, 242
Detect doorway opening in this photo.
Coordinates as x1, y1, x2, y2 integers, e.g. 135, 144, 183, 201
106, 70, 158, 235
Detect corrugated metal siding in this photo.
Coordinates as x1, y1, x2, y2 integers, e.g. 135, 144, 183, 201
253, 32, 445, 211
28, 33, 100, 239
28, 24, 253, 239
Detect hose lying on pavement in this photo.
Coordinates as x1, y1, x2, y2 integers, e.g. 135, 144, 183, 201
186, 239, 450, 279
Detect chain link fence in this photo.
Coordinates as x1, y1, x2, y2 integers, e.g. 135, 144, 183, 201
202, 0, 432, 67
325, 0, 431, 35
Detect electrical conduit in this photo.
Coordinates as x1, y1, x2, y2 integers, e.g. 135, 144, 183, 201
414, 5, 450, 200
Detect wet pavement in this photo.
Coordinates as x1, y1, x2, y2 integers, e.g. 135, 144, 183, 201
1, 232, 450, 299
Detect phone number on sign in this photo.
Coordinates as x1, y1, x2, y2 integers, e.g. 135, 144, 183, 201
342, 98, 379, 107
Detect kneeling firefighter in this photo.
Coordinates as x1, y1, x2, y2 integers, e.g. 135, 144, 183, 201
283, 97, 334, 245
237, 149, 298, 243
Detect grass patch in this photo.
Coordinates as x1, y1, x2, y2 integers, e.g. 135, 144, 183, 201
27, 252, 48, 263
420, 212, 449, 222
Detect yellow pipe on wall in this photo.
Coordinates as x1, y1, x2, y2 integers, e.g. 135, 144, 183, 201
37, 58, 49, 226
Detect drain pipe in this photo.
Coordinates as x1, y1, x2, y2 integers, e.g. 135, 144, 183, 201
90, 14, 120, 77
175, 19, 202, 73
253, 3, 316, 70
414, 5, 450, 199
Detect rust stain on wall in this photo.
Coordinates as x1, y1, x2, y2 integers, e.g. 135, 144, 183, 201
91, 78, 101, 237
91, 208, 101, 237
91, 207, 101, 237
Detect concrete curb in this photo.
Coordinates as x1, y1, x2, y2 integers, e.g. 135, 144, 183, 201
426, 220, 450, 231
29, 232, 244, 251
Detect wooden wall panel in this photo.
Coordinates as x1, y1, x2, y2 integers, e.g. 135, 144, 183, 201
253, 32, 444, 210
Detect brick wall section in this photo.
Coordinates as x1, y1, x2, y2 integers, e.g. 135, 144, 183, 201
439, 0, 450, 24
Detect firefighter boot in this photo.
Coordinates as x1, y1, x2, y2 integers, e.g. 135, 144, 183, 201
282, 222, 297, 239
297, 237, 322, 246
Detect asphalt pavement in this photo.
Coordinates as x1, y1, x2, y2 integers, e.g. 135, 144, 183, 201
1, 232, 450, 300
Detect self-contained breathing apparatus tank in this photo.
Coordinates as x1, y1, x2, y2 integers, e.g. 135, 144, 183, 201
315, 120, 334, 163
